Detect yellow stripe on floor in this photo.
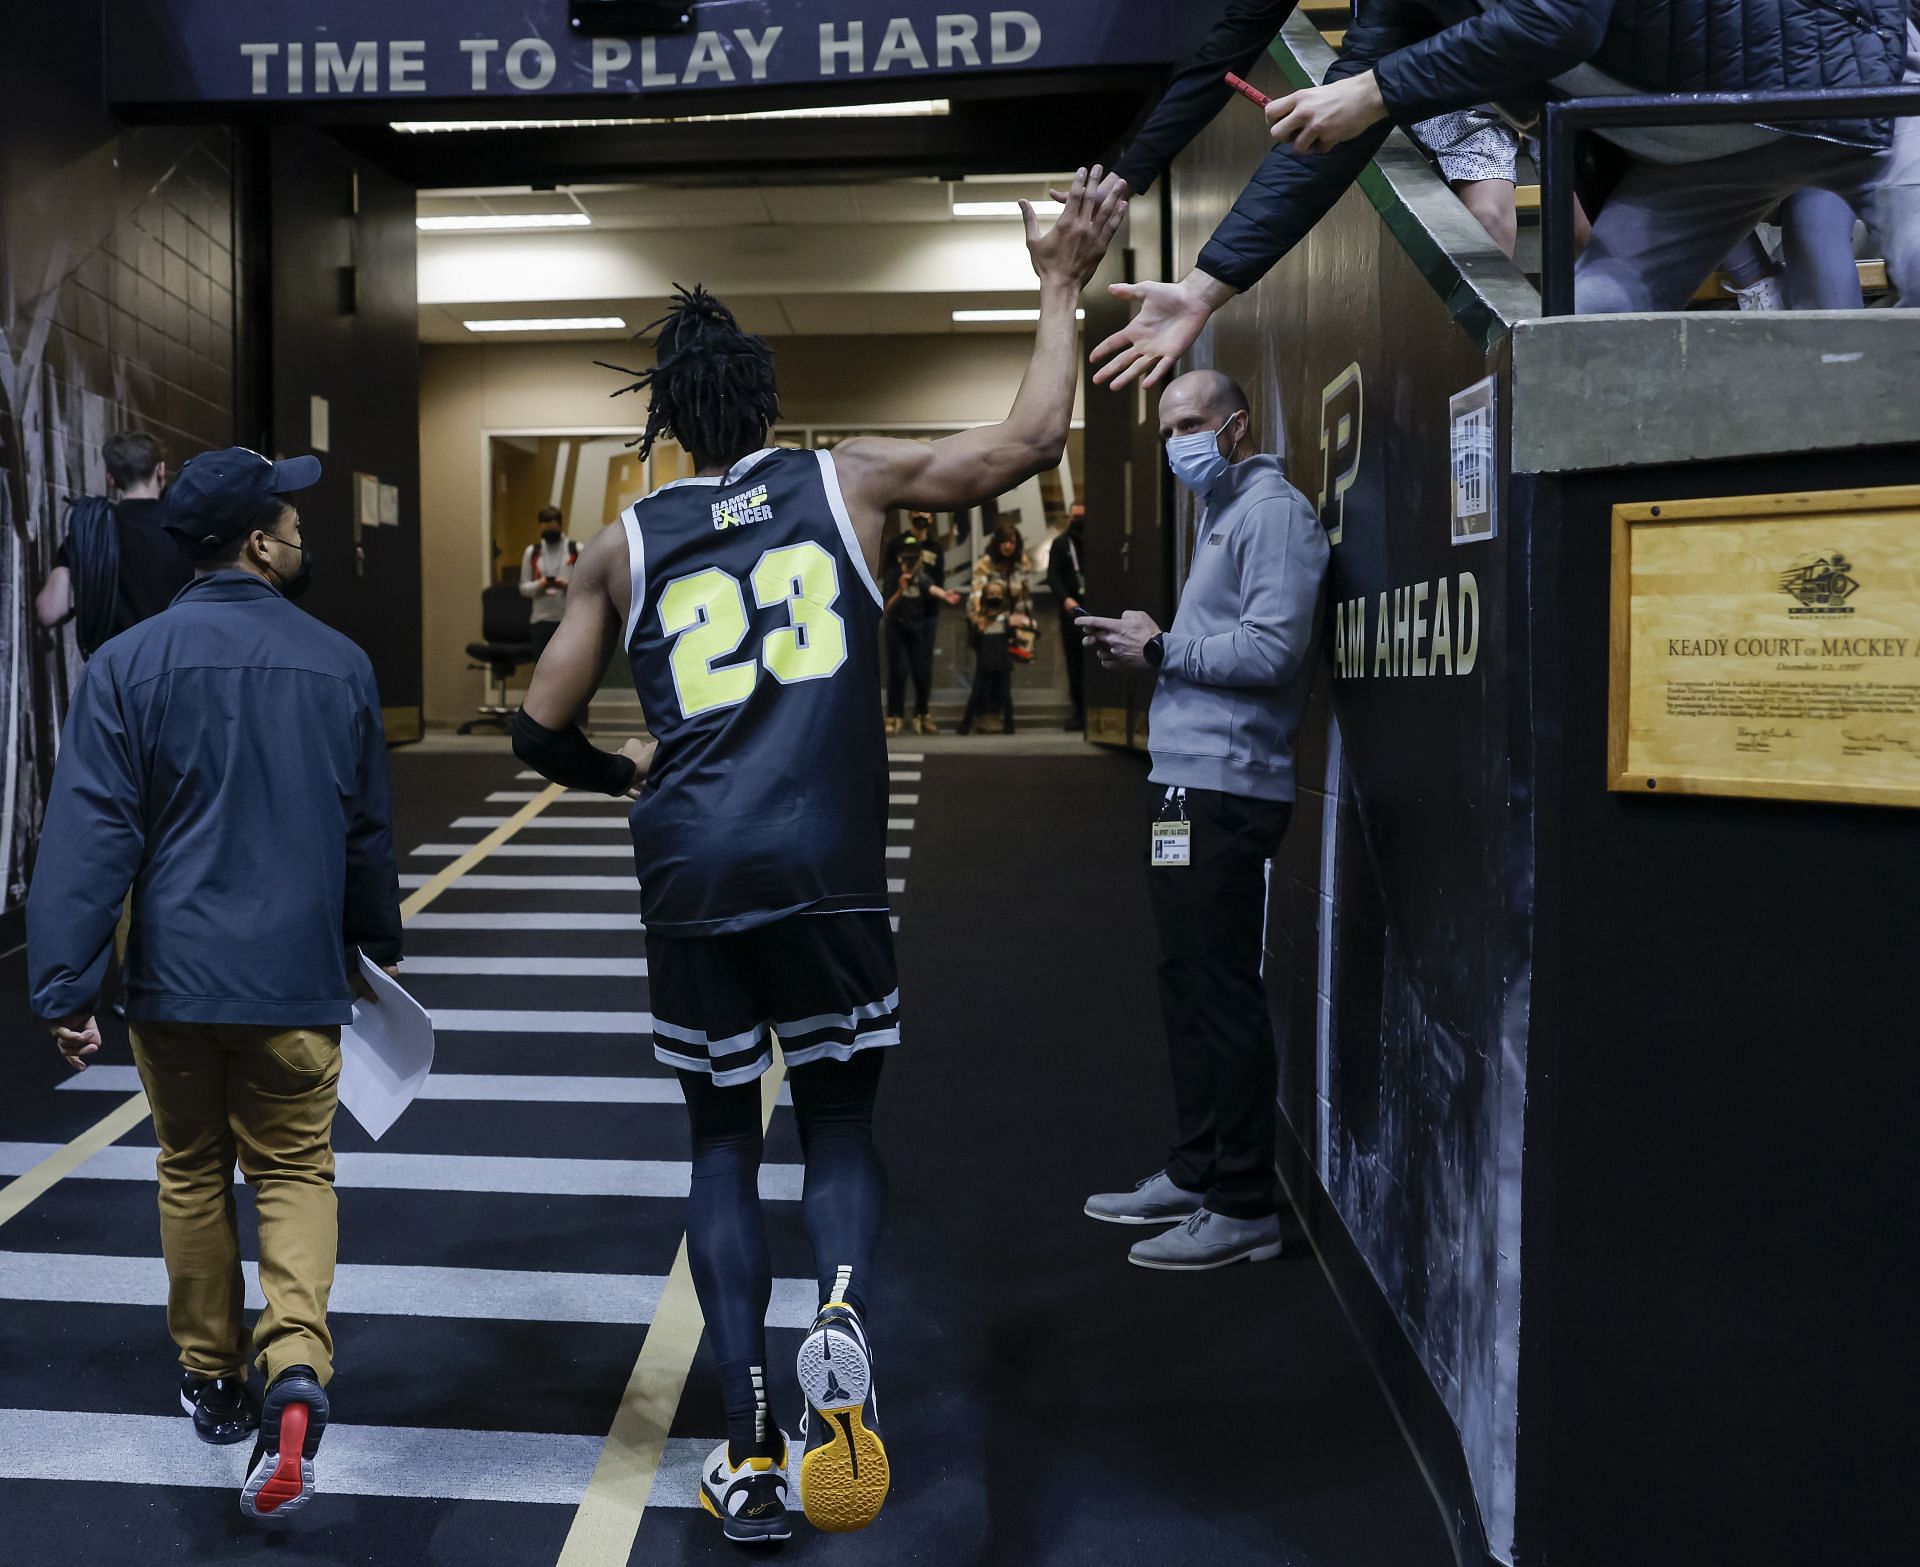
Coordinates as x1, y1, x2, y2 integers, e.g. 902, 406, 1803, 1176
556, 1059, 788, 1566
0, 779, 569, 1233
401, 784, 566, 918
0, 1091, 152, 1231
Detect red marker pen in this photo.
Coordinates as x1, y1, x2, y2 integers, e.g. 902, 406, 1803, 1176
1224, 71, 1270, 109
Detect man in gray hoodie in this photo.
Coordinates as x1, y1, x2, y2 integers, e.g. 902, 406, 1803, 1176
1078, 370, 1329, 1270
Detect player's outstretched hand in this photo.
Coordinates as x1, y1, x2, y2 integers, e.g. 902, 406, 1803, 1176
1023, 165, 1128, 292
1090, 277, 1219, 391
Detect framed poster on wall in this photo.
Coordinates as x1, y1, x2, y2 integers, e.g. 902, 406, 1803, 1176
1608, 485, 1920, 808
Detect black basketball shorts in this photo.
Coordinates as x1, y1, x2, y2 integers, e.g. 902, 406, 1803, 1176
646, 910, 901, 1087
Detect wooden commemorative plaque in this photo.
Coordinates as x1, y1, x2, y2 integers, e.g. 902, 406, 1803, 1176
1608, 485, 1920, 808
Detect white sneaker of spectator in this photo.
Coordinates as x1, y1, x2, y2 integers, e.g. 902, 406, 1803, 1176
1724, 273, 1784, 311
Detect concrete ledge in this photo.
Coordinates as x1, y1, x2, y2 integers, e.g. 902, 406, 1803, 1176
1512, 312, 1920, 473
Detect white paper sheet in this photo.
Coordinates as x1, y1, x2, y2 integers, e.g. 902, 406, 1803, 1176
338, 952, 435, 1140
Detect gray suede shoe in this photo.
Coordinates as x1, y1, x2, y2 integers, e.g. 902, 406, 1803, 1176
1083, 1170, 1205, 1226
1127, 1209, 1283, 1271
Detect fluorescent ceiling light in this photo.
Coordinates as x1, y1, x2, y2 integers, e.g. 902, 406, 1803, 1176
418, 213, 592, 232
953, 200, 1065, 219
392, 101, 949, 134
464, 316, 628, 333
953, 308, 1087, 323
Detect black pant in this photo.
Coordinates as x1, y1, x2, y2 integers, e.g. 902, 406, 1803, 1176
1058, 611, 1086, 719
1147, 785, 1291, 1219
885, 615, 937, 718
680, 1052, 888, 1458
961, 667, 1014, 731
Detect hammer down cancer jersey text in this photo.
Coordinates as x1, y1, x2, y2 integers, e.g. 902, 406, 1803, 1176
621, 446, 889, 934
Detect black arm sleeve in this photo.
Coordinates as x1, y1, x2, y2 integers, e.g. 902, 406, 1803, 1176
512, 708, 638, 796
1113, 0, 1303, 195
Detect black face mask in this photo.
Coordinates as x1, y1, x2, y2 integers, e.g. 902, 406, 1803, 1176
542, 528, 562, 546
263, 534, 313, 602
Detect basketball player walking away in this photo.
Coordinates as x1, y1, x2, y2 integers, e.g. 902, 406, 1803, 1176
512, 169, 1126, 1545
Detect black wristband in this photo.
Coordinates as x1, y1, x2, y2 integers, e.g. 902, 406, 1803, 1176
511, 708, 637, 797
1144, 632, 1166, 669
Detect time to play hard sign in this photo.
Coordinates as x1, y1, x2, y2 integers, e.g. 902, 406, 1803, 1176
1608, 485, 1920, 808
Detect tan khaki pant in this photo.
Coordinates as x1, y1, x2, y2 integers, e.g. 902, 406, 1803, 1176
129, 1020, 341, 1387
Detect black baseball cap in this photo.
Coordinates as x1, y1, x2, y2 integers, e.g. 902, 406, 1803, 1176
163, 447, 321, 553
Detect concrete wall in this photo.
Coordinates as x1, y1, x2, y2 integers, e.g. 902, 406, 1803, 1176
419, 332, 1070, 725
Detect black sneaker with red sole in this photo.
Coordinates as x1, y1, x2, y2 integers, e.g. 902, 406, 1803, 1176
240, 1365, 328, 1522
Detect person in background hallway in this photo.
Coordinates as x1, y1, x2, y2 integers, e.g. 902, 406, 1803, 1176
1046, 502, 1089, 731
513, 170, 1126, 1545
959, 523, 1033, 736
519, 504, 576, 657
35, 430, 192, 657
1079, 371, 1328, 1271
884, 516, 961, 736
26, 447, 401, 1523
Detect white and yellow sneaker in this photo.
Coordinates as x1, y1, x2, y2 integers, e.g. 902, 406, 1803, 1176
794, 1304, 889, 1533
697, 1431, 793, 1545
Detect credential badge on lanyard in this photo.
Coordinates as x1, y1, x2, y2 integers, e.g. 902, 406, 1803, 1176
1152, 786, 1192, 867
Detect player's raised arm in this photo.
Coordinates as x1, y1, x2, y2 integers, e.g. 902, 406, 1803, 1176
514, 523, 654, 796
831, 167, 1127, 549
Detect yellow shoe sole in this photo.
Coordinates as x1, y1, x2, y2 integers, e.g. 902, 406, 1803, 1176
799, 1406, 890, 1533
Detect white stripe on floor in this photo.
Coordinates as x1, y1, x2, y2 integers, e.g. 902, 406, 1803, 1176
0, 1143, 804, 1200
886, 819, 914, 831
403, 956, 647, 977
490, 790, 617, 803
414, 843, 632, 859
0, 1408, 603, 1503
433, 1009, 651, 1033
888, 753, 925, 762
885, 846, 910, 860
400, 874, 639, 891
0, 1251, 819, 1328
401, 874, 903, 896
889, 771, 921, 782
408, 913, 648, 931
0, 1414, 724, 1510
889, 794, 918, 806
59, 1067, 792, 1107
452, 816, 629, 830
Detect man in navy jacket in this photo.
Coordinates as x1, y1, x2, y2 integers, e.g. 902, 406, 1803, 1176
27, 446, 400, 1523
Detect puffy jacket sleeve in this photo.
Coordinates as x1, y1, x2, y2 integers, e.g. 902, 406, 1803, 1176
27, 660, 146, 1020
1373, 0, 1615, 122
343, 669, 403, 968
1114, 0, 1302, 194
1193, 8, 1414, 290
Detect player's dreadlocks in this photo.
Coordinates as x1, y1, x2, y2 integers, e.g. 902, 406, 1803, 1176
599, 284, 781, 468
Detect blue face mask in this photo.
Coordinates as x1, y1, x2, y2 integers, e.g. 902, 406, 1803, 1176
1165, 414, 1243, 497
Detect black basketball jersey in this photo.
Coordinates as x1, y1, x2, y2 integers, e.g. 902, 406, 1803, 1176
621, 446, 889, 934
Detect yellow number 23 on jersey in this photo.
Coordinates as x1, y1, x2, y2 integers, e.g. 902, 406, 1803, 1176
658, 541, 849, 719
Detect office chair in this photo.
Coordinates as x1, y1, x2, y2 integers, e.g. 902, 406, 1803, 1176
459, 584, 536, 735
